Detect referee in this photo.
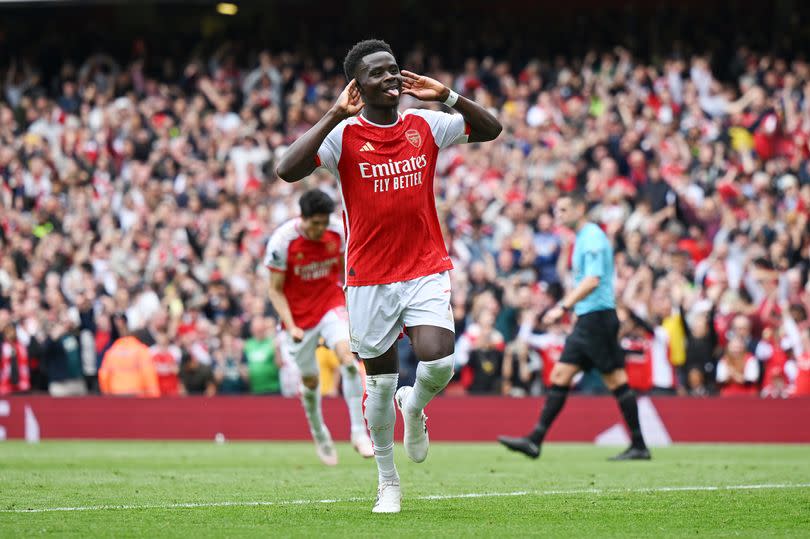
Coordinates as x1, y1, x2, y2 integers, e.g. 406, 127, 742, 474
498, 192, 650, 461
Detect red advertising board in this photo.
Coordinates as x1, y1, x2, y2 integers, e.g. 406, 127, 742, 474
1, 396, 808, 443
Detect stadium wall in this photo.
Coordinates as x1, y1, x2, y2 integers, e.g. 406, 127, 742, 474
1, 396, 809, 443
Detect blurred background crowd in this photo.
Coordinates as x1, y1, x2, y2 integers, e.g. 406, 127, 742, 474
1, 1, 809, 399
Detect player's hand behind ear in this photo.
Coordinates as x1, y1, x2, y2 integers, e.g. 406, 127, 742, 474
401, 70, 450, 102
334, 79, 364, 118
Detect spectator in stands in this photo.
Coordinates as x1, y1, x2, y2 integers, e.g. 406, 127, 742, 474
1, 323, 30, 395
456, 309, 506, 394
780, 305, 810, 397
500, 341, 539, 397
212, 330, 248, 395
36, 317, 87, 397
514, 309, 566, 394
150, 331, 182, 397
179, 352, 216, 396
619, 309, 656, 394
680, 291, 720, 396
716, 335, 760, 396
789, 332, 810, 397
243, 317, 281, 395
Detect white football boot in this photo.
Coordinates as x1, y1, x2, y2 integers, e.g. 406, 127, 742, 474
351, 432, 374, 458
372, 479, 401, 513
395, 386, 429, 463
314, 429, 338, 466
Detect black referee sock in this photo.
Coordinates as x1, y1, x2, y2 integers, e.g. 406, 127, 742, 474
612, 383, 646, 449
529, 384, 569, 445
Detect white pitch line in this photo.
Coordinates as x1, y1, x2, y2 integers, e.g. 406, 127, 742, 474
4, 483, 810, 514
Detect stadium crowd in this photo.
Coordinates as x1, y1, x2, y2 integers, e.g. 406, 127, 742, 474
1, 44, 810, 398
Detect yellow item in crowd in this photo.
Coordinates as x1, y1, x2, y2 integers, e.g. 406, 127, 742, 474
728, 127, 754, 152
316, 345, 341, 396
168, 297, 184, 319
23, 133, 42, 146
98, 336, 160, 397
662, 313, 686, 367
502, 100, 517, 117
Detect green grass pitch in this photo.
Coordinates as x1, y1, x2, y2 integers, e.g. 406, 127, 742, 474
1, 441, 809, 537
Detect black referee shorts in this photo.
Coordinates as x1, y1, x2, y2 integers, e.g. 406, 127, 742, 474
559, 308, 625, 374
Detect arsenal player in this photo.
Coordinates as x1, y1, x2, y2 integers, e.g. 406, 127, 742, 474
264, 189, 373, 466
275, 39, 501, 513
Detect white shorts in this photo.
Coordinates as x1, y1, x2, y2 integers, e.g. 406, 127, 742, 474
280, 307, 350, 377
346, 271, 455, 359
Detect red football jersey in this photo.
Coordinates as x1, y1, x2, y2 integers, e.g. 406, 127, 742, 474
523, 331, 565, 388
622, 337, 654, 393
264, 216, 345, 329
150, 345, 181, 397
316, 109, 470, 286
791, 352, 810, 397
1, 341, 31, 395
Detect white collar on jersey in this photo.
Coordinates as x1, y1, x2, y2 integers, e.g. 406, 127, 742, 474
358, 112, 403, 128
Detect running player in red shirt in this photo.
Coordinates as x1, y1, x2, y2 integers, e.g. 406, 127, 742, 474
264, 189, 373, 465
276, 39, 501, 513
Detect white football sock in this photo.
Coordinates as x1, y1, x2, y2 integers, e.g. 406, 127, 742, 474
301, 384, 326, 442
341, 364, 366, 436
364, 373, 399, 483
405, 354, 454, 417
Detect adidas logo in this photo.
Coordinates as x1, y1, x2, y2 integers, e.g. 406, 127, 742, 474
359, 142, 375, 152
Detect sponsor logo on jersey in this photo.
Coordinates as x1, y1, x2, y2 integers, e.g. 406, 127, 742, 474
293, 257, 340, 280
358, 155, 428, 179
359, 141, 375, 152
358, 154, 429, 193
405, 129, 422, 148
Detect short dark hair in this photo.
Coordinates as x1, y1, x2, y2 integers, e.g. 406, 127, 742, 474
343, 39, 394, 80
299, 189, 335, 218
560, 190, 587, 208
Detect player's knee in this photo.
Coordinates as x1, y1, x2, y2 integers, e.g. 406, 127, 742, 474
602, 369, 627, 391
363, 375, 397, 429
302, 375, 319, 390
416, 354, 454, 393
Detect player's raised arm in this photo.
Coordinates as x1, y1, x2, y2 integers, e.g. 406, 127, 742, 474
401, 70, 502, 142
275, 79, 364, 182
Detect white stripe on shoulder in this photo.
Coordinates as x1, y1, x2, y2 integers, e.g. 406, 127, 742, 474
319, 117, 362, 175
328, 214, 344, 233
267, 217, 302, 248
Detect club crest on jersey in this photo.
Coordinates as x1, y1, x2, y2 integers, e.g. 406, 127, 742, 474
326, 241, 337, 253
405, 129, 422, 148
296, 252, 304, 261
